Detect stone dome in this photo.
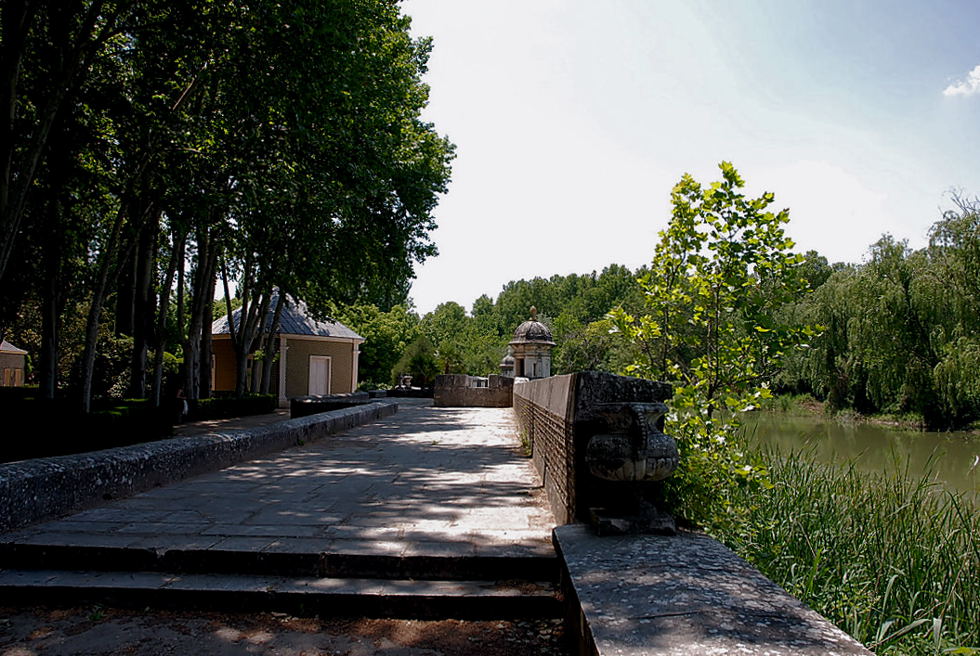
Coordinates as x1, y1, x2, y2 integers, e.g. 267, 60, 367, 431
510, 307, 555, 345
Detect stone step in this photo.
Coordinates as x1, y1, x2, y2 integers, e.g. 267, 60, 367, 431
0, 542, 559, 582
0, 568, 561, 620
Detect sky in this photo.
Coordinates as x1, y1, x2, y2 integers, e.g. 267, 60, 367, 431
401, 0, 980, 315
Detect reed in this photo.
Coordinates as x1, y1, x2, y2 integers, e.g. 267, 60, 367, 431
708, 448, 979, 655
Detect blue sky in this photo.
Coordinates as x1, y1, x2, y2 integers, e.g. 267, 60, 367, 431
402, 0, 980, 315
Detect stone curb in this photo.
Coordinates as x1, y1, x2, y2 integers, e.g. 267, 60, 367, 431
0, 401, 399, 532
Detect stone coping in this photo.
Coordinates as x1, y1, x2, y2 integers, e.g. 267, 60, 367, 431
0, 401, 398, 532
554, 524, 873, 656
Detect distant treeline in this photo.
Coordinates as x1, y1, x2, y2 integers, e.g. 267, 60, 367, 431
778, 196, 980, 430
336, 263, 647, 388
364, 195, 980, 430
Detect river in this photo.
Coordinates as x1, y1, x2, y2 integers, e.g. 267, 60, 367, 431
743, 411, 980, 497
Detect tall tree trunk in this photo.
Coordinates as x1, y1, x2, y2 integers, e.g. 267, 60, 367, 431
233, 288, 270, 397
152, 228, 183, 407
176, 236, 185, 344
184, 228, 209, 401
259, 292, 285, 394
115, 236, 137, 337
184, 226, 219, 401
199, 262, 215, 399
128, 211, 158, 398
78, 202, 128, 413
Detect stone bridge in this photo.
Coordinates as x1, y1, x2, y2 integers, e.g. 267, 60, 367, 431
0, 374, 871, 655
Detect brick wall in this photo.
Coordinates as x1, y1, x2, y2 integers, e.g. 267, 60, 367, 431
513, 375, 577, 524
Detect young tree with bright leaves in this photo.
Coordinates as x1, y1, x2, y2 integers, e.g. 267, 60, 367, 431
609, 162, 812, 529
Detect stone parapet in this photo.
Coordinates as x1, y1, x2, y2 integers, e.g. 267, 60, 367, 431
0, 401, 398, 532
513, 372, 673, 526
290, 391, 372, 418
433, 374, 513, 408
555, 524, 873, 656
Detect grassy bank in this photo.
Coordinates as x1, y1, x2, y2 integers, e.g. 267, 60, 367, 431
705, 448, 979, 655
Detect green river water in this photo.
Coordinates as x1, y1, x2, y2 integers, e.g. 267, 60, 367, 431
743, 412, 980, 497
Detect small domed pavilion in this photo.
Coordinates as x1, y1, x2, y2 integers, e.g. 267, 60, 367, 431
505, 307, 555, 379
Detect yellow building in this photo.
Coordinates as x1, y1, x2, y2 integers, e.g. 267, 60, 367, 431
0, 340, 27, 387
211, 296, 364, 405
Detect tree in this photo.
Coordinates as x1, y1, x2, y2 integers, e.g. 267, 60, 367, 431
392, 335, 438, 387
336, 303, 420, 387
420, 301, 470, 374
610, 162, 810, 529
1, 0, 454, 411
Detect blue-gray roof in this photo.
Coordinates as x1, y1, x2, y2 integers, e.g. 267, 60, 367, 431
211, 295, 363, 341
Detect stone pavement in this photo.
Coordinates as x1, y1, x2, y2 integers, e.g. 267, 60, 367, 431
2, 400, 555, 571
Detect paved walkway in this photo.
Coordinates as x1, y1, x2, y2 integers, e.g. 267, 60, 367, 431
3, 401, 555, 560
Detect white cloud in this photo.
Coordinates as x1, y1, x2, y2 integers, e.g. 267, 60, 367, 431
943, 64, 980, 97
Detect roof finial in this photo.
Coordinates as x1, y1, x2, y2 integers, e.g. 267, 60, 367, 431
530, 306, 538, 321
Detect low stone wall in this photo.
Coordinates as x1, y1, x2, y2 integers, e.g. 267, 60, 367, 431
386, 387, 434, 399
433, 374, 513, 408
0, 401, 398, 532
555, 524, 872, 656
517, 374, 871, 654
290, 391, 371, 418
513, 372, 671, 524
513, 374, 576, 523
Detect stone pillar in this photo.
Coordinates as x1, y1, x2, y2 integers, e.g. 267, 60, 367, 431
351, 341, 360, 392
573, 372, 678, 535
278, 335, 288, 407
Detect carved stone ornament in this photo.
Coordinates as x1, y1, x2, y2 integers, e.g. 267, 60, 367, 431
584, 401, 679, 536
585, 402, 679, 482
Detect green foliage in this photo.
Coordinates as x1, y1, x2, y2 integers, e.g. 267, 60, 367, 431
1, 0, 455, 406
414, 301, 503, 376
553, 317, 636, 374
336, 303, 419, 386
779, 197, 980, 428
610, 162, 811, 529
192, 393, 277, 420
721, 448, 980, 655
392, 335, 439, 387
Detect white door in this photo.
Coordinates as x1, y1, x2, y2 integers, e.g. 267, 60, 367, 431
308, 356, 331, 396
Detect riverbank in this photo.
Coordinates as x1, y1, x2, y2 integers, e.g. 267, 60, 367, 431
762, 394, 980, 434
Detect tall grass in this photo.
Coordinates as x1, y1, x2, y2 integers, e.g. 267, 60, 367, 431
707, 448, 979, 655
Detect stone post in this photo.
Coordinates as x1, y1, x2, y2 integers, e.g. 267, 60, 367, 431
572, 372, 678, 536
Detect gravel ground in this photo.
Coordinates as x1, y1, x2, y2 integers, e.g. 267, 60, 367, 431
0, 606, 569, 656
